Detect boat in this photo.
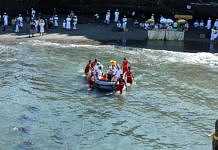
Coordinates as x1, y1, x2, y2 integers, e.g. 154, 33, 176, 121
94, 78, 116, 92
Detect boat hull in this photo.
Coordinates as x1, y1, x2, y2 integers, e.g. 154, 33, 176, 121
94, 79, 116, 92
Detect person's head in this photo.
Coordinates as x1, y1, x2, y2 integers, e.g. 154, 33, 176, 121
88, 60, 91, 64
94, 59, 97, 63
124, 57, 127, 61
128, 66, 131, 70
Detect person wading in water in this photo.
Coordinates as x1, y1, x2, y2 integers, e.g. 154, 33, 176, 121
122, 57, 129, 74
115, 74, 127, 94
124, 66, 134, 85
85, 60, 91, 76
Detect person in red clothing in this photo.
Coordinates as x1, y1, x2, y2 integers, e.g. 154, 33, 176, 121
125, 66, 134, 85
91, 59, 97, 69
115, 74, 127, 94
84, 60, 91, 76
88, 73, 95, 90
122, 57, 129, 74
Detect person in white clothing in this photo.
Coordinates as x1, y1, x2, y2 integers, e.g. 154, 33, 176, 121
31, 8, 36, 20
105, 10, 110, 24
122, 16, 127, 31
214, 19, 218, 30
63, 20, 66, 29
114, 65, 122, 81
17, 14, 23, 28
207, 17, 212, 30
114, 9, 119, 22
54, 14, 59, 27
193, 20, 199, 28
15, 18, 20, 33
35, 19, 39, 33
39, 19, 45, 36
199, 19, 204, 28
66, 15, 71, 30
3, 12, 8, 31
73, 16, 78, 30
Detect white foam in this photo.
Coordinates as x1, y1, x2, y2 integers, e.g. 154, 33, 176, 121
19, 40, 218, 69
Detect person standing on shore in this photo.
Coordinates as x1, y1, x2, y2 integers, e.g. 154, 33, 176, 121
63, 20, 66, 29
105, 10, 110, 24
39, 19, 45, 36
122, 16, 127, 31
29, 21, 36, 38
94, 13, 100, 23
35, 18, 40, 33
73, 16, 78, 30
54, 14, 59, 28
3, 12, 8, 32
15, 17, 20, 33
207, 17, 212, 30
66, 15, 71, 30
214, 19, 218, 30
199, 19, 204, 28
31, 8, 36, 20
17, 14, 23, 29
114, 9, 119, 22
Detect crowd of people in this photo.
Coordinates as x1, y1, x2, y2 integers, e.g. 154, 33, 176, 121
0, 8, 218, 41
0, 8, 79, 37
84, 58, 134, 94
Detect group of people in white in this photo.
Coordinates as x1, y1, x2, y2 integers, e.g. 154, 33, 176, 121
100, 9, 128, 31
1, 8, 218, 41
0, 8, 79, 36
193, 18, 218, 41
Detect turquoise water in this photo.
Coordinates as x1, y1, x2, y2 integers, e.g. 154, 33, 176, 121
0, 41, 218, 150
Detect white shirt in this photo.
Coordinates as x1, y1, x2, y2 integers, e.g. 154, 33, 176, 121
39, 20, 45, 32
54, 16, 58, 26
207, 19, 212, 29
115, 11, 119, 17
200, 21, 204, 27
3, 15, 8, 26
123, 17, 127, 23
117, 23, 121, 28
73, 17, 78, 23
214, 20, 218, 28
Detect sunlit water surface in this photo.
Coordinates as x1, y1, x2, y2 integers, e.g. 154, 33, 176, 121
0, 40, 218, 150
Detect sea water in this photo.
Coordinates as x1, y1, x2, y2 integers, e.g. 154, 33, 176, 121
0, 40, 217, 150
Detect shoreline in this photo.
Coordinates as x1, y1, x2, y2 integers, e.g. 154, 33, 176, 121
0, 23, 217, 53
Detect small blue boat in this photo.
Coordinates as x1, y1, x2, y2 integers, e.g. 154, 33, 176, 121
94, 78, 116, 92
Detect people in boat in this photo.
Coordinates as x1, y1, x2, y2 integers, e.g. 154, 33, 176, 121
100, 74, 108, 81
112, 65, 122, 81
124, 66, 134, 85
107, 68, 113, 81
91, 59, 98, 69
95, 63, 103, 79
115, 74, 127, 94
85, 60, 91, 76
122, 57, 129, 74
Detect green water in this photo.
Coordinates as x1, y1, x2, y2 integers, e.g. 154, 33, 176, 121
0, 41, 218, 150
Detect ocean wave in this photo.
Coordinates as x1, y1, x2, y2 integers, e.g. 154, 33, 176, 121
19, 40, 218, 68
